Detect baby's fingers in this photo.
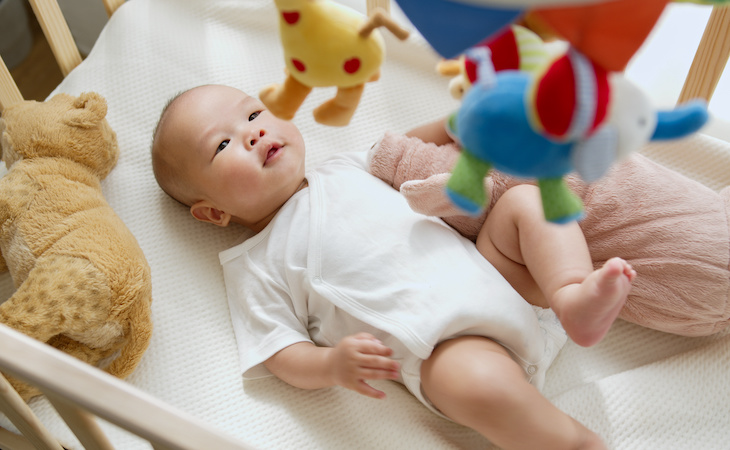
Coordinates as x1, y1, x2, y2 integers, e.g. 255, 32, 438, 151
355, 337, 395, 358
357, 364, 400, 382
355, 380, 387, 399
359, 353, 400, 374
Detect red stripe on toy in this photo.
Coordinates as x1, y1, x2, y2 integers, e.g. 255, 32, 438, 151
488, 27, 520, 72
534, 54, 575, 139
592, 63, 609, 133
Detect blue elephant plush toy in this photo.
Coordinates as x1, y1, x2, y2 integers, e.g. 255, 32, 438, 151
445, 47, 709, 223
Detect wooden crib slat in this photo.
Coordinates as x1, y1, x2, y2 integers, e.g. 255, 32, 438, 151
27, 0, 83, 77
0, 324, 258, 450
151, 444, 176, 450
102, 0, 125, 17
0, 57, 24, 112
678, 5, 730, 103
0, 373, 63, 450
45, 392, 114, 450
0, 427, 39, 450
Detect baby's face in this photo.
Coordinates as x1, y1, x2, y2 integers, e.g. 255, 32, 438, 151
168, 85, 306, 227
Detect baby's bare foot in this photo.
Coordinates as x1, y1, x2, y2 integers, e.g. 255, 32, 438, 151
554, 257, 636, 347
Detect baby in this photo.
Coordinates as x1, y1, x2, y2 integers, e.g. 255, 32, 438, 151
151, 84, 634, 449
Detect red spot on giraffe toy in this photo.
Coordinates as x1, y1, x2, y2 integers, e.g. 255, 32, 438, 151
260, 0, 409, 127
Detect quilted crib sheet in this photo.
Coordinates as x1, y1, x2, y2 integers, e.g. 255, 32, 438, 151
1, 0, 729, 449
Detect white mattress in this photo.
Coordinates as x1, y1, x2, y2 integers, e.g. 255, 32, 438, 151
1, 0, 729, 448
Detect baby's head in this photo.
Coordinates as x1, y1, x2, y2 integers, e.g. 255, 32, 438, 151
151, 84, 306, 231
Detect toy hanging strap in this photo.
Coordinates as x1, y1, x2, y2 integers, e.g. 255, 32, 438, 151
367, 0, 390, 14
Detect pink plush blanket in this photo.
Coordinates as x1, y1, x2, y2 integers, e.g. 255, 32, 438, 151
369, 132, 730, 336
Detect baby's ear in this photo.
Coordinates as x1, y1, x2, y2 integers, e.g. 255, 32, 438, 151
65, 92, 108, 128
190, 201, 232, 227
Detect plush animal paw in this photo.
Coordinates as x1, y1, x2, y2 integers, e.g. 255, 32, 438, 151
537, 178, 585, 223
312, 84, 364, 127
259, 76, 312, 121
445, 151, 493, 215
401, 174, 466, 217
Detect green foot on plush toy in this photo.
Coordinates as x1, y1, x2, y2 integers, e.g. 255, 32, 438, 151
444, 46, 708, 224
445, 150, 492, 215
537, 178, 585, 223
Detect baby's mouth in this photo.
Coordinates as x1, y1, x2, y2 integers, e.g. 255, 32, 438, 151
264, 145, 281, 165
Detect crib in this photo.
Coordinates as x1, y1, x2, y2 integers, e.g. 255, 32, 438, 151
1, 1, 729, 449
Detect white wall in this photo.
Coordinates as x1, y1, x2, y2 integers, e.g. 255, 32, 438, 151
625, 3, 729, 142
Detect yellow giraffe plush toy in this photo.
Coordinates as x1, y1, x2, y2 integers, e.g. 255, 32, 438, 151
261, 0, 409, 127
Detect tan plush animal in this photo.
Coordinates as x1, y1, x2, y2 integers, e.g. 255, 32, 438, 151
0, 92, 153, 401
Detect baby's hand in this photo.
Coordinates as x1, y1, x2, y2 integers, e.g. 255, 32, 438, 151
329, 332, 400, 399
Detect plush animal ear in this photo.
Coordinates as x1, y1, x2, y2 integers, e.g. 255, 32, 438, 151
65, 92, 108, 128
531, 50, 609, 141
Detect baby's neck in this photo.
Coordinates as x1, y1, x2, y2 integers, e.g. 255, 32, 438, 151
242, 177, 309, 233
295, 178, 309, 192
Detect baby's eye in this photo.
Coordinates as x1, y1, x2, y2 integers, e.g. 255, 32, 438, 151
216, 140, 229, 154
249, 111, 261, 121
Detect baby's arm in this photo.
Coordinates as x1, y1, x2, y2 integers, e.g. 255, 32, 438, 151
264, 333, 400, 399
405, 116, 453, 146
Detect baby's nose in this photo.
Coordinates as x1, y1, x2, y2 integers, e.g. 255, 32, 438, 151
249, 129, 265, 148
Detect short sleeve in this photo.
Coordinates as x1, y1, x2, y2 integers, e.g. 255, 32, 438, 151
221, 241, 312, 379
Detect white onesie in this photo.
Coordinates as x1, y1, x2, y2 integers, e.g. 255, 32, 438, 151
219, 151, 566, 415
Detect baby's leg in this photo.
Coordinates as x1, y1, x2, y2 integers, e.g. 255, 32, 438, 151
421, 336, 606, 450
476, 185, 635, 347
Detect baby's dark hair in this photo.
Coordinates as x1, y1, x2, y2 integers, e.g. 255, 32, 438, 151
150, 90, 196, 207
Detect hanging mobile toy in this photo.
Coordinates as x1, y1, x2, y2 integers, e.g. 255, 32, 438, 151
260, 0, 409, 127
393, 0, 711, 222
445, 46, 709, 222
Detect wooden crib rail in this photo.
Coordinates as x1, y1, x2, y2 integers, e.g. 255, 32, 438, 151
102, 0, 126, 17
28, 0, 124, 77
679, 5, 730, 103
0, 58, 23, 112
0, 323, 257, 450
27, 0, 83, 78
0, 0, 124, 112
